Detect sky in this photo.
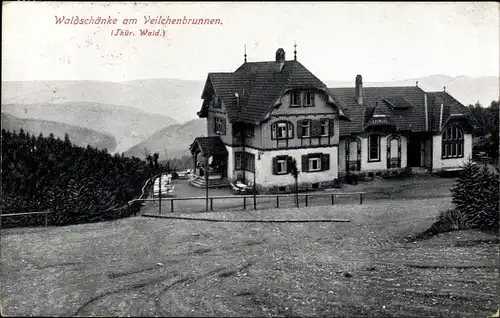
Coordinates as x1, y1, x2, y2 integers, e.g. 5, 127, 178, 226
2, 1, 499, 82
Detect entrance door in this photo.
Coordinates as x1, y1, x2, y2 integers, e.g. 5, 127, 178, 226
407, 138, 421, 167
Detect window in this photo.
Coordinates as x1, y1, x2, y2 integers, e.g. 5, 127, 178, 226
291, 91, 301, 107
302, 153, 330, 172
304, 92, 315, 106
309, 157, 321, 171
235, 152, 255, 172
235, 152, 243, 170
368, 134, 380, 162
442, 125, 464, 159
244, 152, 255, 172
214, 117, 226, 135
277, 159, 287, 174
272, 155, 292, 175
345, 137, 361, 172
320, 119, 329, 136
271, 121, 293, 139
300, 120, 311, 137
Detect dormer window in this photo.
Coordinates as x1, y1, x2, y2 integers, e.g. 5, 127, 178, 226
291, 91, 301, 107
304, 92, 315, 107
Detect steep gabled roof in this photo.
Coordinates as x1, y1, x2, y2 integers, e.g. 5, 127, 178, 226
329, 86, 475, 136
329, 86, 426, 135
199, 59, 348, 124
189, 136, 228, 157
427, 91, 476, 132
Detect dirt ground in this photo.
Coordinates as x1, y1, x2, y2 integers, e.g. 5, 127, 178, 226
1, 196, 498, 317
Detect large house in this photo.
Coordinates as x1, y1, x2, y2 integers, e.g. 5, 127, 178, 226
333, 75, 475, 177
189, 48, 475, 192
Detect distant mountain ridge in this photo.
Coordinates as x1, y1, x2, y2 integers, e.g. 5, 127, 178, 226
2, 75, 498, 125
1, 102, 176, 153
123, 119, 207, 160
1, 74, 497, 159
1, 112, 117, 150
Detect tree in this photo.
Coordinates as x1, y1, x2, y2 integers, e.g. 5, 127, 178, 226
290, 158, 299, 207
450, 158, 481, 224
450, 158, 499, 231
471, 164, 499, 231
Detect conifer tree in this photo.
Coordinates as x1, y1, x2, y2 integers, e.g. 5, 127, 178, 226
450, 158, 481, 223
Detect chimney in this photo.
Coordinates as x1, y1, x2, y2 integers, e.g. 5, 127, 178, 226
439, 102, 444, 131
275, 48, 285, 62
355, 75, 363, 105
424, 93, 428, 131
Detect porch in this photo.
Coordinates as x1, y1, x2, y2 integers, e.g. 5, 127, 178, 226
188, 136, 230, 189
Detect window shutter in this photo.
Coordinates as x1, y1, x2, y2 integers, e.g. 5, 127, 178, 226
301, 155, 309, 172
297, 120, 303, 138
329, 119, 335, 136
271, 124, 276, 139
321, 153, 330, 171
272, 157, 278, 175
288, 123, 294, 138
310, 120, 320, 137
286, 156, 293, 173
212, 117, 216, 133
222, 118, 226, 135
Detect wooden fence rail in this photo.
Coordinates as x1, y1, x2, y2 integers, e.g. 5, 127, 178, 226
129, 191, 366, 213
0, 210, 53, 228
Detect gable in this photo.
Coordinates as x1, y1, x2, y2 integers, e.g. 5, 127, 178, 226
199, 59, 348, 125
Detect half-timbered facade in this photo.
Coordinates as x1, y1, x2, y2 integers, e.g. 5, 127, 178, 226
190, 48, 475, 192
190, 48, 349, 192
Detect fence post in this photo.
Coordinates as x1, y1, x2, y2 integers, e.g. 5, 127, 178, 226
359, 193, 363, 204
159, 175, 162, 215
243, 197, 246, 210
331, 194, 334, 205
210, 198, 213, 211
305, 194, 308, 207
170, 199, 174, 213
45, 212, 48, 227
253, 195, 256, 210
276, 196, 279, 208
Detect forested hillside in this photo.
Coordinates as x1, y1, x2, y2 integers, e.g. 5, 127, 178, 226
1, 129, 161, 227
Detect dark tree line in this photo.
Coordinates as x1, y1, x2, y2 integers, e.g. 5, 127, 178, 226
1, 129, 161, 227
468, 100, 499, 161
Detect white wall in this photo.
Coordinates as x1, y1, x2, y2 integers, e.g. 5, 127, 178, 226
245, 146, 338, 187
225, 145, 245, 181
339, 134, 408, 172
432, 133, 473, 171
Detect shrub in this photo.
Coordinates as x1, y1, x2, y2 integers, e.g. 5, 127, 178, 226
418, 209, 470, 238
449, 159, 499, 232
436, 209, 470, 231
470, 165, 499, 231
